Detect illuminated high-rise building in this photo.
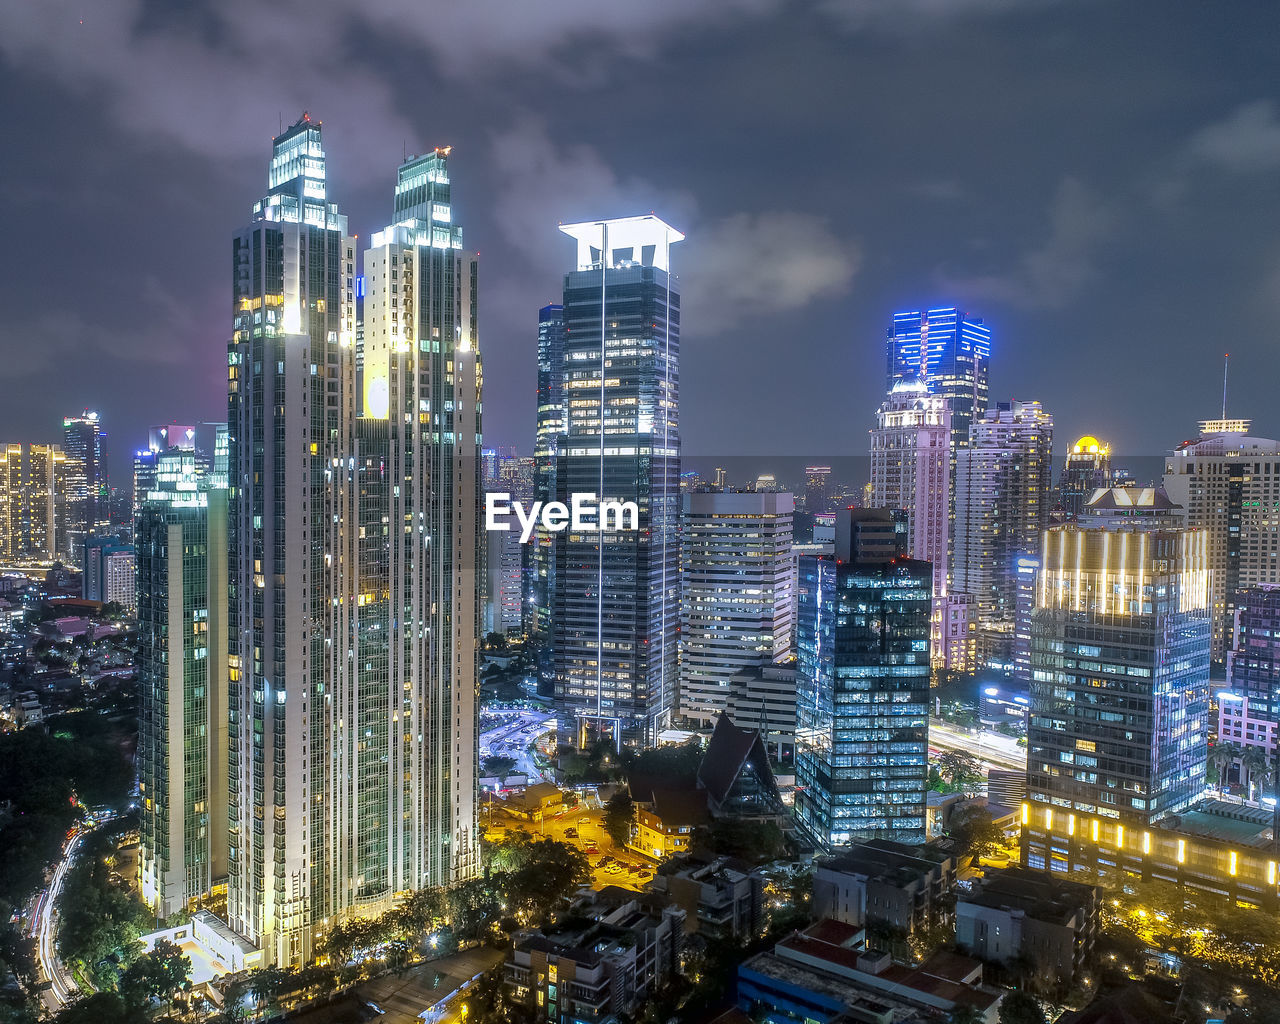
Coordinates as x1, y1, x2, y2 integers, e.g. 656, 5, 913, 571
1057, 434, 1111, 520
551, 216, 683, 747
138, 449, 229, 918
953, 400, 1054, 664
679, 490, 794, 727
869, 379, 952, 665
794, 509, 931, 849
63, 410, 107, 557
886, 308, 990, 454
227, 114, 357, 966
804, 465, 832, 514
133, 424, 197, 519
228, 126, 480, 966
361, 145, 481, 891
0, 443, 73, 563
1163, 421, 1280, 662
1023, 487, 1210, 870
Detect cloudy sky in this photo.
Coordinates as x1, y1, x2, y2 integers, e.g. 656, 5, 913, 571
3, 1, 1279, 472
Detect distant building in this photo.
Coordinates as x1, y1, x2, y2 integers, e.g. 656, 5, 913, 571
886, 307, 991, 457
679, 490, 794, 728
62, 411, 107, 559
0, 443, 75, 563
1057, 435, 1110, 520
726, 663, 797, 755
794, 509, 931, 849
132, 424, 196, 519
83, 536, 135, 611
953, 400, 1054, 665
1164, 423, 1280, 660
804, 465, 833, 514
812, 839, 958, 935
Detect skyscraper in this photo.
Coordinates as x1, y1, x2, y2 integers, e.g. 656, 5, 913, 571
227, 114, 357, 965
358, 147, 482, 892
679, 490, 794, 728
804, 466, 832, 514
133, 424, 197, 520
83, 536, 136, 610
138, 449, 229, 918
551, 216, 683, 747
63, 410, 107, 557
0, 443, 73, 563
1057, 434, 1111, 520
1023, 487, 1210, 871
1163, 421, 1280, 661
794, 509, 931, 850
886, 308, 990, 454
953, 400, 1054, 664
869, 378, 953, 666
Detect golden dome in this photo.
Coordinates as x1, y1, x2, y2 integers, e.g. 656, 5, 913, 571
1073, 434, 1106, 454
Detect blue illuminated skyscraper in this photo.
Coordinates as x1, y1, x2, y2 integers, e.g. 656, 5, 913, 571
886, 308, 991, 453
794, 509, 932, 850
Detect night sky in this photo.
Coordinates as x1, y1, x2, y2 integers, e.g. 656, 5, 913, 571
3, 2, 1279, 476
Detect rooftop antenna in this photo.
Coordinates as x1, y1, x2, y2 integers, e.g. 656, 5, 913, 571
1222, 352, 1230, 421
278, 111, 282, 135
403, 139, 407, 162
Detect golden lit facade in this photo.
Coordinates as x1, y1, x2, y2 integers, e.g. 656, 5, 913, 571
0, 443, 73, 563
1025, 511, 1212, 878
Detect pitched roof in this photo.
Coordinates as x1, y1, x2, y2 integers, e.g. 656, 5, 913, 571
696, 712, 785, 814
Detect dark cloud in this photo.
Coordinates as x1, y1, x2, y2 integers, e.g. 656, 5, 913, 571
2, 1, 1279, 473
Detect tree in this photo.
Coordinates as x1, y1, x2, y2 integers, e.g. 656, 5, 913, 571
934, 750, 984, 795
999, 990, 1047, 1024
949, 1006, 986, 1024
484, 632, 508, 652
497, 837, 590, 925
482, 755, 518, 779
118, 938, 191, 1008
948, 805, 1006, 860
603, 791, 634, 848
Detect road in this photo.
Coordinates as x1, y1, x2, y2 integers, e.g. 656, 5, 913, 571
479, 707, 554, 782
929, 719, 1027, 774
29, 827, 88, 1011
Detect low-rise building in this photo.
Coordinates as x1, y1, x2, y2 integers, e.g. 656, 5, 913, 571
738, 919, 1002, 1024
12, 691, 42, 728
649, 853, 764, 940
504, 781, 564, 822
630, 786, 709, 861
812, 839, 957, 935
956, 866, 1097, 986
506, 892, 685, 1024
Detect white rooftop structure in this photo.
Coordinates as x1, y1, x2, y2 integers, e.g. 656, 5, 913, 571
559, 215, 684, 272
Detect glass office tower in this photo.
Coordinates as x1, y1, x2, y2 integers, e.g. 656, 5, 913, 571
794, 509, 932, 850
552, 216, 683, 748
531, 303, 566, 636
1023, 488, 1210, 871
886, 307, 991, 454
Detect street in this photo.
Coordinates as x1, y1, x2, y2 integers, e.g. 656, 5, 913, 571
479, 707, 554, 782
29, 827, 86, 1012
929, 718, 1027, 775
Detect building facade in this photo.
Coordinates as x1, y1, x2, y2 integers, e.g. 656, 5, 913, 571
138, 450, 229, 918
1023, 489, 1211, 872
953, 400, 1054, 664
1057, 434, 1110, 520
83, 536, 136, 610
0, 443, 73, 563
679, 490, 794, 728
531, 303, 566, 636
226, 120, 480, 966
886, 307, 990, 456
551, 216, 683, 747
63, 410, 108, 556
1163, 423, 1280, 661
794, 509, 932, 849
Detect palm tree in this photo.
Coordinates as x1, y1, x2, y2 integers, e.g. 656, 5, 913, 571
1242, 745, 1272, 804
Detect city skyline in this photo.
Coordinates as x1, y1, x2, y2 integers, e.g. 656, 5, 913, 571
4, 4, 1280, 464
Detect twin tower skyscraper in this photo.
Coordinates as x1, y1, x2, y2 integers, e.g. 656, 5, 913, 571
225, 117, 480, 966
